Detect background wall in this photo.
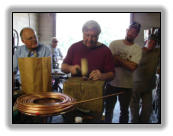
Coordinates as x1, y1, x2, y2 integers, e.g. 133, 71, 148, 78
13, 13, 56, 46
13, 13, 39, 46
133, 13, 160, 46
38, 13, 56, 45
13, 13, 160, 47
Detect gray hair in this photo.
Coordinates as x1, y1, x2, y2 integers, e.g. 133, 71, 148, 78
82, 20, 101, 34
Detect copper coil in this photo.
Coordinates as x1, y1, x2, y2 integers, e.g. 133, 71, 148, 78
15, 91, 123, 116
15, 92, 75, 116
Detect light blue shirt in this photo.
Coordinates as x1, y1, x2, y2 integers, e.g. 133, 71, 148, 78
13, 43, 51, 73
48, 45, 63, 60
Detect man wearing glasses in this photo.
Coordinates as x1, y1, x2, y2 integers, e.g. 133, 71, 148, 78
13, 27, 51, 88
49, 37, 63, 69
61, 20, 114, 81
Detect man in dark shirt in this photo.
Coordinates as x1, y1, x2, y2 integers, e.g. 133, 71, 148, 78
61, 20, 115, 81
130, 28, 160, 123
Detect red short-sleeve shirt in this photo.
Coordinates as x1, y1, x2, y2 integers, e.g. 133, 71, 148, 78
63, 41, 115, 74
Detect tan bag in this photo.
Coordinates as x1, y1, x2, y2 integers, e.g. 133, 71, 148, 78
63, 77, 105, 118
18, 57, 52, 94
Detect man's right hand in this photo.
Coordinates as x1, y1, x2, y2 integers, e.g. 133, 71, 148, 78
69, 65, 81, 75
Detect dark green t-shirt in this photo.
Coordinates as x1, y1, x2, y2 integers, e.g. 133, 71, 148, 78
133, 48, 160, 83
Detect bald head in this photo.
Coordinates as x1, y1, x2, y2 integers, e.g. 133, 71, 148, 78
20, 27, 38, 49
51, 37, 58, 48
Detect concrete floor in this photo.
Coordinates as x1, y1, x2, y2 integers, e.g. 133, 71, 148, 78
49, 99, 158, 123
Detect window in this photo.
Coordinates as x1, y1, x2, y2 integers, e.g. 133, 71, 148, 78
56, 13, 130, 57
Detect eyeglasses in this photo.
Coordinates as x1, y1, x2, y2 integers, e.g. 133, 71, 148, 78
53, 41, 58, 43
23, 35, 37, 42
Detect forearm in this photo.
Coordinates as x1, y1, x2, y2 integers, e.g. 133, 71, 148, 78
120, 59, 137, 71
115, 55, 137, 71
61, 63, 80, 75
100, 72, 114, 81
61, 63, 72, 74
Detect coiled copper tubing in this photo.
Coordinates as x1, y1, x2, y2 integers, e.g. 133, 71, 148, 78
15, 92, 75, 116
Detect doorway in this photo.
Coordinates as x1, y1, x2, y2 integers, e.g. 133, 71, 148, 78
56, 13, 131, 57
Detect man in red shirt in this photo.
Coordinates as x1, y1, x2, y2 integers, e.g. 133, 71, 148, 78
61, 20, 115, 81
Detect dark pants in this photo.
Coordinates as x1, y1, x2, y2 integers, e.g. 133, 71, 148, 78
130, 82, 153, 123
105, 84, 132, 123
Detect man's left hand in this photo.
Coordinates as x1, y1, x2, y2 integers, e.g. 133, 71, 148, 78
89, 69, 102, 80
